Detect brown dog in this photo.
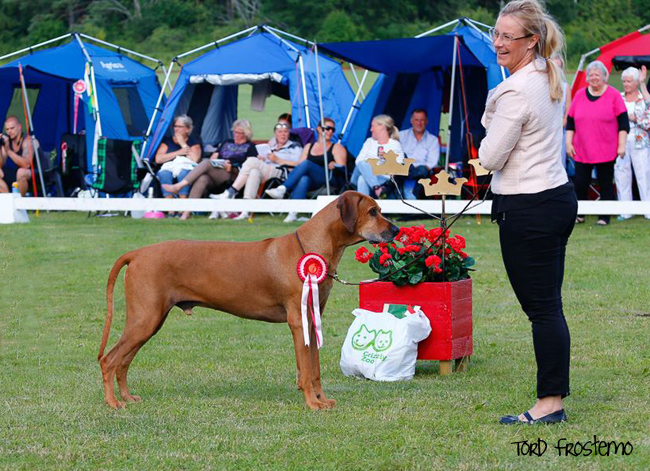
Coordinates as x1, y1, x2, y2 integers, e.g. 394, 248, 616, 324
98, 191, 398, 410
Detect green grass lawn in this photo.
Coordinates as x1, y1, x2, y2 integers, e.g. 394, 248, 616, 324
1, 213, 649, 470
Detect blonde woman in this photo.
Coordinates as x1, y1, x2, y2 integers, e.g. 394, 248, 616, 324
351, 114, 404, 198
155, 115, 201, 201
479, 0, 577, 425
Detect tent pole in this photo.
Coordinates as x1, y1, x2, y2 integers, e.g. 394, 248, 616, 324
262, 26, 301, 54
18, 63, 46, 196
416, 19, 459, 38
442, 35, 460, 219
176, 25, 258, 60
467, 18, 494, 30
298, 55, 311, 128
78, 33, 162, 66
314, 44, 330, 195
445, 36, 459, 172
264, 26, 314, 48
74, 33, 102, 172
0, 33, 73, 63
160, 64, 173, 94
141, 61, 176, 161
340, 70, 368, 140
74, 34, 102, 135
349, 63, 366, 100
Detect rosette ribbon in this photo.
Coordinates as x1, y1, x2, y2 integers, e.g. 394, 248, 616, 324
297, 253, 328, 349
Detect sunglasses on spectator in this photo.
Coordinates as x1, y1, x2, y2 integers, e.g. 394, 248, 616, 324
321, 125, 335, 132
274, 123, 290, 130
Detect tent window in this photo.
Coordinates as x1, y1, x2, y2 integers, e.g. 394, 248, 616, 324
6, 86, 40, 130
112, 86, 148, 136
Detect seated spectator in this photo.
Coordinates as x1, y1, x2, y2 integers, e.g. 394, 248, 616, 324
212, 122, 303, 221
265, 118, 347, 222
399, 109, 440, 199
162, 119, 257, 219
278, 112, 315, 147
351, 114, 404, 198
155, 115, 201, 207
0, 116, 33, 195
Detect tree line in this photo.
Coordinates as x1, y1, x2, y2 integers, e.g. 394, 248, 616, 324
1, 0, 649, 66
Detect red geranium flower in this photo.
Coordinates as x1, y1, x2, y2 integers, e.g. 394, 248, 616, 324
355, 246, 372, 263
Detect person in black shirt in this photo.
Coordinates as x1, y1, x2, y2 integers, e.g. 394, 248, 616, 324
163, 119, 257, 219
0, 116, 33, 195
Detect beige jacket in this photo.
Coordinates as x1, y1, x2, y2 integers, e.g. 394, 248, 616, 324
479, 58, 568, 195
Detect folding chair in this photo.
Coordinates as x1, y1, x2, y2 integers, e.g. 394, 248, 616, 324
91, 138, 143, 196
60, 133, 88, 196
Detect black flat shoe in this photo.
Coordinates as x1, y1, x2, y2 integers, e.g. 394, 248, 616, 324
499, 409, 567, 425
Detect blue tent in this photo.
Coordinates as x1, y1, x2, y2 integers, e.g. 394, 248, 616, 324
0, 34, 163, 173
145, 27, 355, 160
319, 22, 505, 162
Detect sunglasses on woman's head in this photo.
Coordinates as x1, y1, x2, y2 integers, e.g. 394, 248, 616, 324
274, 123, 290, 130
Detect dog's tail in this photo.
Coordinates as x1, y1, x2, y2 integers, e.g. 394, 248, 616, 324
98, 252, 133, 361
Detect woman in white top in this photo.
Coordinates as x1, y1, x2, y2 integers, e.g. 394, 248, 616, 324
615, 66, 650, 220
479, 0, 577, 425
351, 114, 404, 197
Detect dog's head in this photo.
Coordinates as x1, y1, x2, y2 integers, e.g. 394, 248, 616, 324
337, 191, 399, 244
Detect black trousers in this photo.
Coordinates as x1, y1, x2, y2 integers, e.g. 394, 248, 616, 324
498, 191, 578, 398
573, 160, 615, 223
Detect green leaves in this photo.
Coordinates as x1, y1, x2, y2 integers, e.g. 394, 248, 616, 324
354, 227, 475, 286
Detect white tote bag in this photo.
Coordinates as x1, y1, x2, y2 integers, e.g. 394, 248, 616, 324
340, 306, 431, 381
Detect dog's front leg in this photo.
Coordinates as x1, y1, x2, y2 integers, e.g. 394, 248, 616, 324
308, 334, 336, 409
287, 310, 333, 410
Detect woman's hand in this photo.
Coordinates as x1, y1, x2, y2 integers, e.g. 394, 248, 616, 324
640, 65, 647, 83
224, 161, 232, 172
566, 141, 575, 158
267, 153, 278, 163
328, 161, 336, 170
175, 132, 187, 147
209, 152, 219, 160
617, 143, 626, 158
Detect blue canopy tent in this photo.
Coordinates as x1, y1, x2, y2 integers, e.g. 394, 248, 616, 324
144, 25, 355, 161
0, 33, 165, 181
319, 20, 505, 165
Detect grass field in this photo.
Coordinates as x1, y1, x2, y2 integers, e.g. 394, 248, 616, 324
1, 212, 650, 470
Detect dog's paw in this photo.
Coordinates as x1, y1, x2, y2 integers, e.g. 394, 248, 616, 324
306, 398, 336, 410
123, 394, 141, 403
320, 398, 336, 409
106, 399, 126, 410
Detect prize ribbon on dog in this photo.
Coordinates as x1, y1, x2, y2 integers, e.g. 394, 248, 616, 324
297, 253, 328, 349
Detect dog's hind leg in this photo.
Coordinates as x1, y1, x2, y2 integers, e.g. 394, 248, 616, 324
115, 309, 170, 404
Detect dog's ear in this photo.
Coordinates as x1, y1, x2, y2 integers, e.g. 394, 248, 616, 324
337, 191, 360, 233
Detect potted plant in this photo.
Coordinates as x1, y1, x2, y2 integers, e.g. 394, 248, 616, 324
354, 225, 474, 374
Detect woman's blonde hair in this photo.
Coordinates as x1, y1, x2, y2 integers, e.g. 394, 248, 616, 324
499, 0, 565, 101
372, 114, 400, 140
231, 118, 253, 140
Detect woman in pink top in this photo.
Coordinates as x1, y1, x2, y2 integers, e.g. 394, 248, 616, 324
566, 60, 629, 225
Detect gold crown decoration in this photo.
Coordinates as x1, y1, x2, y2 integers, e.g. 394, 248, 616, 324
468, 159, 490, 176
418, 170, 468, 196
368, 150, 415, 176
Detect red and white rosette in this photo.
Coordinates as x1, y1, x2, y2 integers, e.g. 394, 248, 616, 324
297, 253, 328, 349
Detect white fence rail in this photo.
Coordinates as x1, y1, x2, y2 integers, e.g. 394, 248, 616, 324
2, 194, 650, 224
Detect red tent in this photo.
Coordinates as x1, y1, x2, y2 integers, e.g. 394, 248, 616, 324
571, 25, 650, 97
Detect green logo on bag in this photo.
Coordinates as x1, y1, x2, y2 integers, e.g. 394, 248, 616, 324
351, 324, 393, 352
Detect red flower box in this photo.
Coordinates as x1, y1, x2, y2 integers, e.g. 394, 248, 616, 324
358, 278, 472, 374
